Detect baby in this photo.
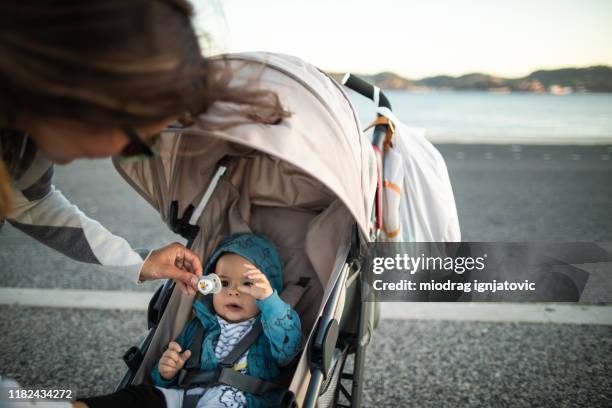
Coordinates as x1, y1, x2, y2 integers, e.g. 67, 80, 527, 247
152, 233, 302, 408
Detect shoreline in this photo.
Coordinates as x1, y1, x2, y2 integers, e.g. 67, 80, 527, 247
427, 135, 612, 145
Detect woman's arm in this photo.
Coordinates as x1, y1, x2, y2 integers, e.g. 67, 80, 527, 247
5, 143, 201, 290
7, 151, 147, 281
10, 181, 148, 264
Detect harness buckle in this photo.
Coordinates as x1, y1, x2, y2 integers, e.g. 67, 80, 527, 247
219, 361, 234, 369
217, 368, 234, 386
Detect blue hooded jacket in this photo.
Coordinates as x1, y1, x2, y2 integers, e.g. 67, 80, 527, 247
152, 233, 303, 407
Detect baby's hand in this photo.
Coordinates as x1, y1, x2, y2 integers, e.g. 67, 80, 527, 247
158, 341, 191, 380
238, 264, 273, 300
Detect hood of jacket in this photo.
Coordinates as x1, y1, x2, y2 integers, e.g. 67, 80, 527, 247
202, 233, 284, 293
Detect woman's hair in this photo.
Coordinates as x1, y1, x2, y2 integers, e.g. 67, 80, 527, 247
0, 0, 288, 218
0, 0, 286, 127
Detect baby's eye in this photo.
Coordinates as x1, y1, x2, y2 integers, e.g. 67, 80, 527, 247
221, 280, 229, 287
243, 281, 254, 287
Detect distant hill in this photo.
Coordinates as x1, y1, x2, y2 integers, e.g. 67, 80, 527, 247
420, 73, 506, 90
329, 65, 612, 93
523, 66, 612, 92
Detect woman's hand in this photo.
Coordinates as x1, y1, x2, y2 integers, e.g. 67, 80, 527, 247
158, 341, 191, 380
139, 243, 202, 295
238, 264, 273, 300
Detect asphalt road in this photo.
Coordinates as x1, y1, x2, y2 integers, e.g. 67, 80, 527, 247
436, 144, 612, 241
1, 144, 611, 407
0, 306, 610, 407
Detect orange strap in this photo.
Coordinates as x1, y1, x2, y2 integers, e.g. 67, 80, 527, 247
364, 116, 396, 152
383, 180, 401, 194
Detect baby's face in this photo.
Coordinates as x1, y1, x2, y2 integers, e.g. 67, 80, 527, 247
212, 253, 260, 323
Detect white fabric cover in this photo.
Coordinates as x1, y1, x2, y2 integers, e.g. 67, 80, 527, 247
378, 107, 461, 242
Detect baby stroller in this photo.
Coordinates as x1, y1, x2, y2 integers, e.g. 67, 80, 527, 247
113, 52, 457, 407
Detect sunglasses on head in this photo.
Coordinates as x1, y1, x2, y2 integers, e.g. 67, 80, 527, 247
118, 127, 161, 162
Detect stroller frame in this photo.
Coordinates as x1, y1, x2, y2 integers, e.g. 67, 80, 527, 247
115, 57, 392, 407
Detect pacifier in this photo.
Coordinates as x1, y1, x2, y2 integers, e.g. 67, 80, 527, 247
197, 273, 222, 295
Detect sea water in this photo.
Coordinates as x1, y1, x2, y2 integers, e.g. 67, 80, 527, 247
347, 90, 612, 144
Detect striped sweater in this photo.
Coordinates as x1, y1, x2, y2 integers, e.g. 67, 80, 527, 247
1, 130, 148, 282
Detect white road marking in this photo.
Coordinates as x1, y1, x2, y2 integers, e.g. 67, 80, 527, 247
602, 154, 610, 161
456, 152, 465, 159
0, 288, 152, 310
542, 153, 551, 160
513, 153, 522, 160
1, 288, 611, 325
571, 154, 581, 160
511, 145, 522, 152
484, 152, 493, 160
381, 302, 612, 325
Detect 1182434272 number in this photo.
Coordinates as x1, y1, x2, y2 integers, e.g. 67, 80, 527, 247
7, 389, 73, 400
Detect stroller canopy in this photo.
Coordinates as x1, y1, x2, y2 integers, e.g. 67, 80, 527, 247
115, 52, 377, 239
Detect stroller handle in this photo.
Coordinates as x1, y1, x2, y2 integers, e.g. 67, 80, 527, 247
342, 73, 392, 110
341, 73, 392, 232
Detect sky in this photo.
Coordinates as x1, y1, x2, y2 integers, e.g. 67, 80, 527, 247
192, 0, 612, 79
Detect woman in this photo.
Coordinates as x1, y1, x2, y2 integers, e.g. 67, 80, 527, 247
0, 0, 208, 292
0, 0, 285, 293
0, 1, 288, 406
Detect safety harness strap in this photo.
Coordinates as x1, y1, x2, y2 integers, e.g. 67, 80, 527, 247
220, 322, 262, 367
184, 320, 204, 371
179, 367, 282, 396
182, 392, 203, 408
179, 322, 281, 407
217, 368, 282, 395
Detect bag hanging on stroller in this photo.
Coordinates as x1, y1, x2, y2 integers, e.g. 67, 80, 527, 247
341, 74, 461, 243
